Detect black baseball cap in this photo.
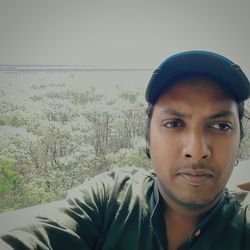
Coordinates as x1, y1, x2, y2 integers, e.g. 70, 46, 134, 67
145, 51, 250, 104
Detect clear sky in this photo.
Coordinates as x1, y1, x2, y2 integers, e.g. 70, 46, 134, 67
0, 0, 249, 72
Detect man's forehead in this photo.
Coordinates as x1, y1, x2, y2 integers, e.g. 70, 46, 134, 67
153, 78, 239, 118
157, 74, 236, 102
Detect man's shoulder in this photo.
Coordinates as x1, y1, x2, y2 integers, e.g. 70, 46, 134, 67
238, 204, 250, 241
82, 167, 155, 186
228, 186, 250, 206
106, 166, 155, 182
226, 188, 250, 231
242, 203, 250, 229
67, 167, 155, 201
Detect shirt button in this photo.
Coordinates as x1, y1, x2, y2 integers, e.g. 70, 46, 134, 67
195, 229, 201, 237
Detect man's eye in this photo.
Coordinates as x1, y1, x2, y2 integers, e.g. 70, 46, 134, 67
163, 120, 184, 128
209, 123, 232, 131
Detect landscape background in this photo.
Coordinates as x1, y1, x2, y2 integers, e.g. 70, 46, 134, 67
0, 67, 249, 212
0, 68, 153, 212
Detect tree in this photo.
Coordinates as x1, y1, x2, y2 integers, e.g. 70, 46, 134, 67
0, 158, 22, 195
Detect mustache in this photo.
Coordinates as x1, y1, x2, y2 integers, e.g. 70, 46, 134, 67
174, 163, 215, 175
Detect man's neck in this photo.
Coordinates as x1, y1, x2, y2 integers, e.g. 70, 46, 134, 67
164, 209, 198, 250
160, 189, 221, 250
163, 202, 211, 250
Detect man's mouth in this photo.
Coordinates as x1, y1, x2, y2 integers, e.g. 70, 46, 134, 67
177, 170, 213, 186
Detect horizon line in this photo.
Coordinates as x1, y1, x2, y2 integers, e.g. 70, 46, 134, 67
0, 64, 153, 71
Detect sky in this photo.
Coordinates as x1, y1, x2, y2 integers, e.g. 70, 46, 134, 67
0, 0, 250, 72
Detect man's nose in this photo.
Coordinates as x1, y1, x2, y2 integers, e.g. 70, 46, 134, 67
182, 130, 211, 161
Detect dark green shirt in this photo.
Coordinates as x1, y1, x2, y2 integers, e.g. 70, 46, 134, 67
1, 167, 250, 249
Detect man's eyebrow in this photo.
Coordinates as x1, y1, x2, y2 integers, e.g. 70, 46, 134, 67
160, 108, 188, 117
209, 111, 235, 119
159, 109, 236, 119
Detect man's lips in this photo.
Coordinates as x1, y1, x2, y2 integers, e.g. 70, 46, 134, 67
177, 170, 214, 186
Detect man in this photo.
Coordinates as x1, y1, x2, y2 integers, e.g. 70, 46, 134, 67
0, 51, 249, 249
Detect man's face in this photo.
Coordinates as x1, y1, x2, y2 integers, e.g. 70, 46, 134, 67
149, 78, 241, 209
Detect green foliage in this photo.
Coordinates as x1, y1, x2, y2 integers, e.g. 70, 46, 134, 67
120, 90, 139, 103
108, 147, 150, 170
0, 113, 24, 127
0, 83, 151, 212
0, 158, 22, 194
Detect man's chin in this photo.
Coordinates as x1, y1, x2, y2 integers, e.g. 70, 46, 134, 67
163, 189, 222, 210
174, 199, 215, 210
